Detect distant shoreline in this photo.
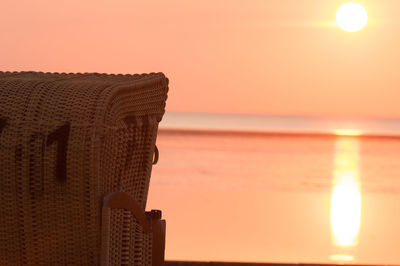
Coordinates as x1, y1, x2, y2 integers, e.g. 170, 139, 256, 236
158, 128, 400, 140
159, 112, 400, 139
166, 261, 392, 266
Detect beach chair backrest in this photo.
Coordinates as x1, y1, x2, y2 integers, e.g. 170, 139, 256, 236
0, 71, 168, 265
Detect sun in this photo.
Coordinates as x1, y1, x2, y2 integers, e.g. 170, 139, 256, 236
336, 2, 368, 32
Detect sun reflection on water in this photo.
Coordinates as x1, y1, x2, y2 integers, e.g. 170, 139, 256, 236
330, 137, 362, 260
329, 254, 355, 262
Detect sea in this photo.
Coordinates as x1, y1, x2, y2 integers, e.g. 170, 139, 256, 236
146, 112, 400, 265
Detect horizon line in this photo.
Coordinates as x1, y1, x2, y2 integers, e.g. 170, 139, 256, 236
158, 128, 400, 140
163, 111, 400, 121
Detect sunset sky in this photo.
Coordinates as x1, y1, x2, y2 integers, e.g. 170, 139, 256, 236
1, 0, 400, 118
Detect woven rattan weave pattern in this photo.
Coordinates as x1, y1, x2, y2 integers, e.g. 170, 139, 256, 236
0, 71, 168, 265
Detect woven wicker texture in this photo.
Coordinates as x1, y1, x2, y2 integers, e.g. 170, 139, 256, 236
0, 71, 168, 265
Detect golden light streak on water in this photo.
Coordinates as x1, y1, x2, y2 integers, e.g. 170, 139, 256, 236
334, 129, 362, 136
330, 138, 362, 251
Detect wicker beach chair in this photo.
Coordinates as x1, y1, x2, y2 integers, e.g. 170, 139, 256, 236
0, 71, 168, 265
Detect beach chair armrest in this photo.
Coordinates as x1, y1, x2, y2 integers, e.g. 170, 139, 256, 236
101, 192, 166, 266
146, 210, 166, 266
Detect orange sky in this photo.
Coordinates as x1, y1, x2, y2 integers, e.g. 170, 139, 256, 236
1, 0, 400, 118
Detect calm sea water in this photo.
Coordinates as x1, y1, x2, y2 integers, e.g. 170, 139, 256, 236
146, 113, 400, 264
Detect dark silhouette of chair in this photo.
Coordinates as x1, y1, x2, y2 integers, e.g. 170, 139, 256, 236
0, 71, 168, 265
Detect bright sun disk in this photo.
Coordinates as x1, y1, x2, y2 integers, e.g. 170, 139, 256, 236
336, 2, 368, 32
